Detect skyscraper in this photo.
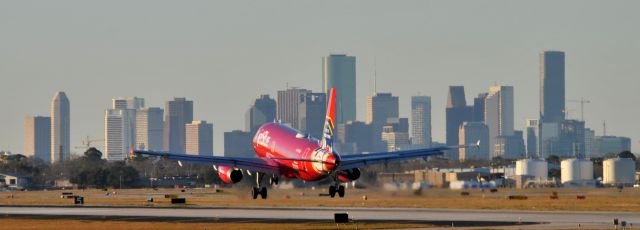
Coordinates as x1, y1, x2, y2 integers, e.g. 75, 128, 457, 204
458, 122, 489, 161
245, 94, 277, 136
113, 97, 145, 110
136, 107, 164, 150
105, 97, 144, 161
494, 131, 525, 159
411, 96, 431, 147
593, 136, 631, 157
539, 122, 560, 158
525, 119, 539, 158
337, 121, 371, 154
445, 86, 473, 159
484, 85, 514, 157
558, 119, 585, 157
540, 51, 565, 123
472, 93, 488, 122
50, 91, 70, 163
584, 128, 595, 158
185, 120, 213, 156
298, 92, 327, 139
24, 116, 51, 162
164, 98, 193, 153
277, 87, 310, 129
224, 130, 254, 158
367, 93, 399, 152
104, 109, 135, 161
322, 54, 356, 125
381, 118, 410, 151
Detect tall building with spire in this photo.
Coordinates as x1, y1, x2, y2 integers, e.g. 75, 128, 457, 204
540, 51, 565, 123
51, 91, 70, 163
164, 98, 193, 153
322, 54, 356, 125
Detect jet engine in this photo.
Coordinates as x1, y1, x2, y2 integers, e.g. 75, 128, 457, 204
217, 166, 243, 184
337, 168, 361, 182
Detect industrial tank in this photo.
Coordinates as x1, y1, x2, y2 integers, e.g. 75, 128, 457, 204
515, 159, 548, 180
603, 158, 636, 185
560, 159, 593, 184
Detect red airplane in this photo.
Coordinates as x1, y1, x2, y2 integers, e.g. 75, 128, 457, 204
133, 88, 477, 199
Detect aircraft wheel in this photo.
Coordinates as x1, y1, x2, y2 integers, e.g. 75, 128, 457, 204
269, 176, 279, 185
260, 187, 268, 199
251, 187, 259, 199
329, 185, 336, 198
338, 185, 345, 198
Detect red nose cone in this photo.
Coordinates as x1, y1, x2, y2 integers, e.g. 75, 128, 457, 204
323, 153, 339, 172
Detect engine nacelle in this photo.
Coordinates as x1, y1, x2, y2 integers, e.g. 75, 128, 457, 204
337, 168, 361, 182
217, 166, 243, 184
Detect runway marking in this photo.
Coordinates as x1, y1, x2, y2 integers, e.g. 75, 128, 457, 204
1, 206, 638, 228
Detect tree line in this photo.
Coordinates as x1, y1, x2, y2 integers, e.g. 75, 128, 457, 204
0, 148, 220, 189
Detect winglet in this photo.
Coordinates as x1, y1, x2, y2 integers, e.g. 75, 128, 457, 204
321, 88, 336, 151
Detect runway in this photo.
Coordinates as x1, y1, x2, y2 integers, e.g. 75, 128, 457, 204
1, 205, 638, 228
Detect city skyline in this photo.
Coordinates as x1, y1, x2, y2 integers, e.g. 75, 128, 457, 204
1, 1, 639, 154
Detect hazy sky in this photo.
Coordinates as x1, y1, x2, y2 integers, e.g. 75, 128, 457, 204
1, 0, 638, 155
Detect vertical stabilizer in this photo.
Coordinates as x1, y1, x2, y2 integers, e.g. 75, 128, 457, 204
321, 88, 336, 152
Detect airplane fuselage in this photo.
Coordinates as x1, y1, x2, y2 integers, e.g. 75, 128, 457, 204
252, 123, 339, 181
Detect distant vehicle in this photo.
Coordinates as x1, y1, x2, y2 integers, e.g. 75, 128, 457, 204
132, 88, 477, 199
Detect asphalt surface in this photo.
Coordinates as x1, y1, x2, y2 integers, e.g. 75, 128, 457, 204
1, 205, 638, 228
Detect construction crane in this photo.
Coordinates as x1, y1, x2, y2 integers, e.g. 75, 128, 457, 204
74, 135, 104, 150
568, 98, 591, 121
563, 108, 576, 120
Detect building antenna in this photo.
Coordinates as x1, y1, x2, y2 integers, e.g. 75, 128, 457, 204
374, 57, 377, 94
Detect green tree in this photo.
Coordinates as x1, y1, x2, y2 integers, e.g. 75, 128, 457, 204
617, 151, 637, 161
84, 147, 103, 162
105, 161, 140, 188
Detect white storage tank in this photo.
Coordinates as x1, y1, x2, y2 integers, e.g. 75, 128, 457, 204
561, 158, 594, 184
603, 158, 636, 185
515, 159, 548, 180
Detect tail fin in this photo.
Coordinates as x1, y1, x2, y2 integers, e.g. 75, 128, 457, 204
321, 88, 336, 152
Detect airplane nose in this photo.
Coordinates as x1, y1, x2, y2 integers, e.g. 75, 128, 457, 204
323, 152, 340, 172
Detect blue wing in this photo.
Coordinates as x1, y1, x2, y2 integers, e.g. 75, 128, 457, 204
132, 150, 280, 173
337, 143, 478, 170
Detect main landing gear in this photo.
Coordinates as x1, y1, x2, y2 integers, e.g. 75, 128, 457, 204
328, 184, 345, 198
252, 173, 278, 199
252, 172, 267, 199
328, 174, 345, 198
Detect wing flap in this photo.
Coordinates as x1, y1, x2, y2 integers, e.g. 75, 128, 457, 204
337, 143, 478, 170
133, 150, 279, 173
